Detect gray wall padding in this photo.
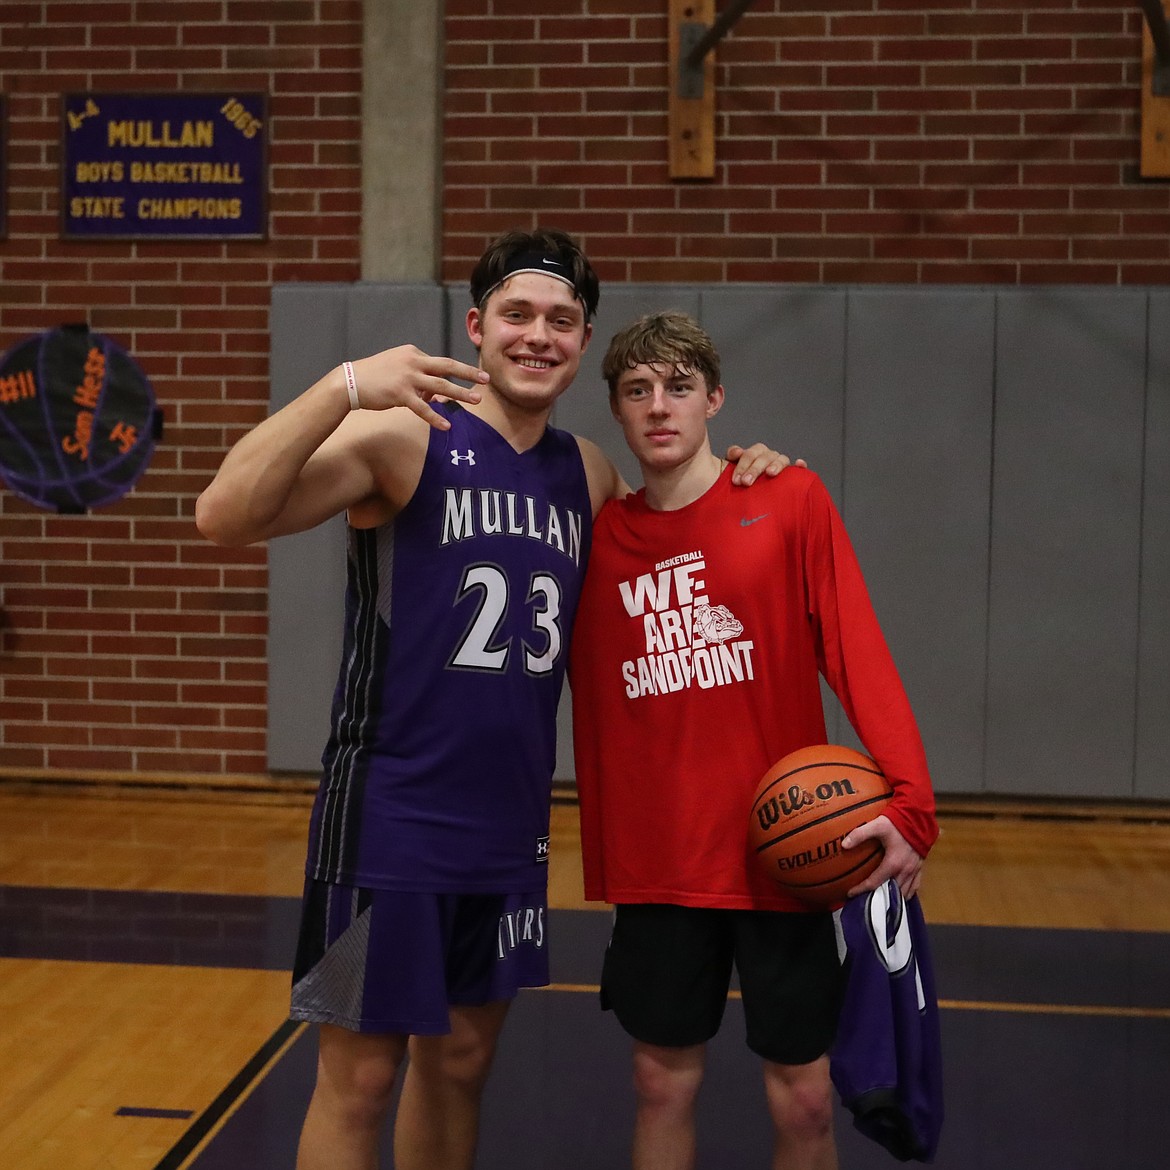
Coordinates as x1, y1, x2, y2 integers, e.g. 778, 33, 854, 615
987, 290, 1147, 798
267, 283, 1170, 801
1139, 291, 1170, 798
842, 290, 995, 795
265, 284, 446, 772
266, 285, 348, 773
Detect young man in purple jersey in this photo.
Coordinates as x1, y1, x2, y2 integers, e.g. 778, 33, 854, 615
197, 229, 790, 1170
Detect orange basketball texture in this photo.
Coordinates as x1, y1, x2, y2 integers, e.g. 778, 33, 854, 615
748, 744, 893, 907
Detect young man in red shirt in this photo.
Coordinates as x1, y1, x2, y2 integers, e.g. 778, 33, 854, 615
570, 311, 938, 1170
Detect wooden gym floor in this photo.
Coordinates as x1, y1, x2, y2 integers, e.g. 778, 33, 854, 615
2, 777, 1169, 1169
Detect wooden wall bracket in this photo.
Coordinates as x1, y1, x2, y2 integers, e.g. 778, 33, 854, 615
1139, 0, 1170, 176
669, 0, 717, 180
668, 0, 759, 180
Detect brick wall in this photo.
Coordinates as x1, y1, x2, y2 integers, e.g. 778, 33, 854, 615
0, 1, 361, 777
1, 1, 1164, 781
443, 0, 1168, 285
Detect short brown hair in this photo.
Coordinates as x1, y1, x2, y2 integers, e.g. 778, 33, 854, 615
602, 311, 721, 400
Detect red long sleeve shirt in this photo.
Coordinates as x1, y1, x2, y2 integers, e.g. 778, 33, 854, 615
569, 465, 938, 911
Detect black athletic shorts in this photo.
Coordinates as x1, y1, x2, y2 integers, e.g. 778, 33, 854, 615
600, 903, 845, 1066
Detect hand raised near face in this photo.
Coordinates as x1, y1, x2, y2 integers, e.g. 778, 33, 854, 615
348, 345, 490, 428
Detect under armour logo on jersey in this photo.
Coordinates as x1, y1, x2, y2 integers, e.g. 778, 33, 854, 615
535, 835, 550, 864
451, 449, 476, 466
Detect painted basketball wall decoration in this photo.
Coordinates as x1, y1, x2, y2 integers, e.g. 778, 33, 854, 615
0, 325, 162, 512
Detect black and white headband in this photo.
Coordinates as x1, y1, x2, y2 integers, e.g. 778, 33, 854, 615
479, 249, 585, 313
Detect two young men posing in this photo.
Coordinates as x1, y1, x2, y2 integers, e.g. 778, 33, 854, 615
197, 228, 935, 1170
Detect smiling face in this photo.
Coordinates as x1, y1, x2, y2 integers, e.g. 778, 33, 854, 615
610, 361, 724, 474
466, 271, 591, 417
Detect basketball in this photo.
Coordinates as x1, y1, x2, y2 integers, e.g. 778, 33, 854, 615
748, 744, 893, 907
0, 326, 159, 513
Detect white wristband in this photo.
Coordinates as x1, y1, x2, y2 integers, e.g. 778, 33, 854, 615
342, 361, 360, 410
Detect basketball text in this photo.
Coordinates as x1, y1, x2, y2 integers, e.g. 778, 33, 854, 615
496, 905, 545, 959
0, 370, 37, 406
62, 347, 105, 460
776, 835, 845, 871
616, 554, 757, 699
440, 487, 583, 565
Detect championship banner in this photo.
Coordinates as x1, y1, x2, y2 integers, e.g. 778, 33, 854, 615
0, 325, 162, 513
60, 92, 267, 239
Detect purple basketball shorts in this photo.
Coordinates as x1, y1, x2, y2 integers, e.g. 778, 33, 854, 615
289, 879, 550, 1035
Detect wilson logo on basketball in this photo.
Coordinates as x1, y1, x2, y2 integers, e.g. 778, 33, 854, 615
755, 778, 860, 827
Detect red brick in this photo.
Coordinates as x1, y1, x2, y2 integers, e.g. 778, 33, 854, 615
729, 211, 823, 235
179, 683, 266, 706
877, 89, 974, 113
1120, 263, 1170, 282
225, 660, 268, 683
537, 114, 629, 140
971, 237, 1071, 261
2, 702, 46, 722
922, 262, 1019, 282
976, 86, 1076, 112
973, 187, 1071, 210
924, 113, 1020, 135
538, 64, 635, 89
725, 259, 822, 281
1073, 37, 1142, 61
224, 751, 269, 771
8, 721, 92, 746
822, 259, 920, 282
1018, 262, 1118, 283
627, 259, 724, 282
92, 726, 179, 748
0, 747, 49, 770
1022, 162, 1123, 185
447, 64, 538, 90
874, 235, 971, 260
776, 233, 870, 259
178, 728, 266, 751
8, 678, 90, 701
1072, 236, 1170, 261
780, 41, 875, 68
681, 235, 766, 260
781, 89, 875, 113
1123, 213, 1170, 233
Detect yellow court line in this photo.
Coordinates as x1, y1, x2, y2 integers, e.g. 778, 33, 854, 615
938, 998, 1170, 1020
537, 983, 1170, 1021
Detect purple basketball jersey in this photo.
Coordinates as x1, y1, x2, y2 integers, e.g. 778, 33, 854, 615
831, 881, 945, 1162
305, 403, 591, 892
